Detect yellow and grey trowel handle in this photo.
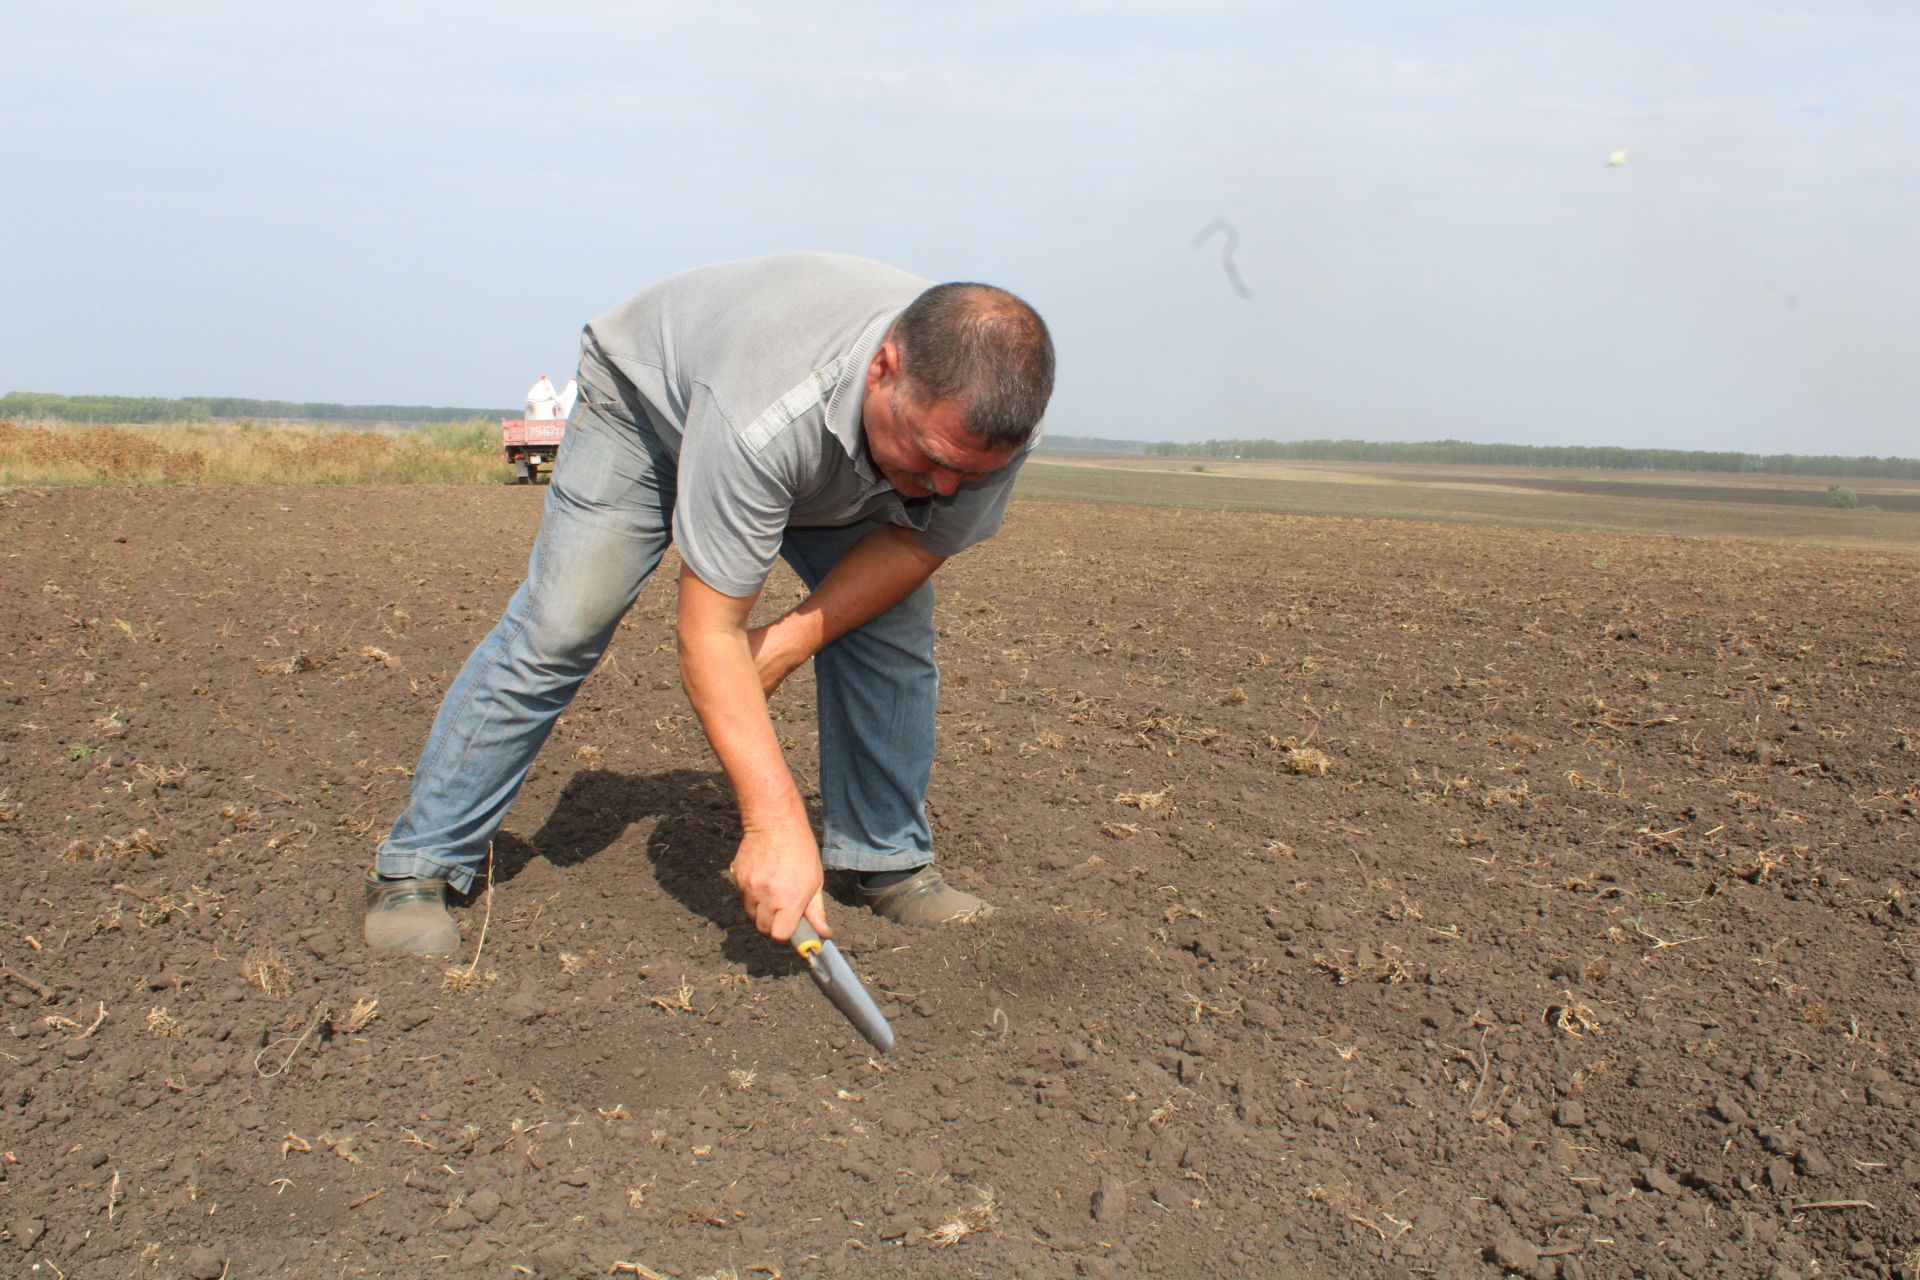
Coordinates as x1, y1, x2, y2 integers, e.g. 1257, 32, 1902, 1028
790, 920, 895, 1053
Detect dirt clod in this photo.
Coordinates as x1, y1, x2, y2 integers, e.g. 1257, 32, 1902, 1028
1713, 1093, 1751, 1126
181, 1246, 224, 1279
1491, 1234, 1540, 1272
466, 1186, 502, 1221
1091, 1174, 1129, 1224
1643, 1166, 1685, 1196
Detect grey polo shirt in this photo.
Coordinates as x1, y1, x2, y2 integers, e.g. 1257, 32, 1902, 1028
583, 252, 1034, 599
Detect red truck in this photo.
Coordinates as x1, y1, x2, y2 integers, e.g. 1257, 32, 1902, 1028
501, 417, 565, 484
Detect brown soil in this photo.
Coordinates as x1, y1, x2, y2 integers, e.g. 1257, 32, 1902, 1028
3, 485, 1916, 1280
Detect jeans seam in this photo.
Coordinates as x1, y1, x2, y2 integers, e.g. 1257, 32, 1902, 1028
406, 480, 562, 811
410, 595, 534, 796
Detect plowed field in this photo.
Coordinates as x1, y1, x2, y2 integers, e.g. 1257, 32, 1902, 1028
2, 485, 1916, 1280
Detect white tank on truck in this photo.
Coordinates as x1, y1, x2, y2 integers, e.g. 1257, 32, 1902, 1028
504, 374, 567, 484
525, 374, 560, 421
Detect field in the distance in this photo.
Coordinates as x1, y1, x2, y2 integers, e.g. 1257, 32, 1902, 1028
7, 417, 1914, 556
1021, 453, 1920, 554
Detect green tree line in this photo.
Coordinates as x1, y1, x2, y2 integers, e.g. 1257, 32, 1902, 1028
1148, 437, 1920, 480
1, 391, 513, 424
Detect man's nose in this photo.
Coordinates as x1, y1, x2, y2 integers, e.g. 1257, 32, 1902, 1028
930, 469, 963, 496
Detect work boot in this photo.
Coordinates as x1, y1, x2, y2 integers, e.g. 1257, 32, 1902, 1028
855, 866, 993, 926
363, 871, 460, 956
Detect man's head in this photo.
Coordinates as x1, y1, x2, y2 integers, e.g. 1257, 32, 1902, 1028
862, 282, 1054, 499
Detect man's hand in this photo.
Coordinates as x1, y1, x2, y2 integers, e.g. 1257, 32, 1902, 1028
729, 821, 831, 943
744, 526, 946, 699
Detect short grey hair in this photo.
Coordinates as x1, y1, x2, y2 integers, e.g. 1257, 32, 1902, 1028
889, 283, 1054, 448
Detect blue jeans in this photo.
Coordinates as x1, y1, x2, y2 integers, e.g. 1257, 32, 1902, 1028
376, 371, 937, 892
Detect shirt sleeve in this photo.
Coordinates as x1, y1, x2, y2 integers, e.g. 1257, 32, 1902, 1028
671, 382, 800, 598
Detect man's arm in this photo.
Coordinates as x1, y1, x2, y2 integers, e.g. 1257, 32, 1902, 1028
748, 524, 946, 694
678, 526, 945, 941
678, 568, 828, 942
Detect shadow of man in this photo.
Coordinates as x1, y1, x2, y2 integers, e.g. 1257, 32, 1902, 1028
488, 767, 811, 975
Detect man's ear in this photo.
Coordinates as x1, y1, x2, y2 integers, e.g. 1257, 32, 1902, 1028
865, 340, 901, 393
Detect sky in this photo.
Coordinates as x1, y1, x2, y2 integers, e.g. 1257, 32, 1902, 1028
3, 1, 1916, 456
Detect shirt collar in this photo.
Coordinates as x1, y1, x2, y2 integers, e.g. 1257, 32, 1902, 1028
824, 310, 902, 483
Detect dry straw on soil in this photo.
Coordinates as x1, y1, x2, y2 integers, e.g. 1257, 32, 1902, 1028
241, 945, 294, 996
0, 418, 507, 485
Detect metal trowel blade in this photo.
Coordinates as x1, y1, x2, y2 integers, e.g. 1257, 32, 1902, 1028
789, 920, 894, 1053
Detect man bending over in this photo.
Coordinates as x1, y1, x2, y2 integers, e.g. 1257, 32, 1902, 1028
365, 252, 1055, 955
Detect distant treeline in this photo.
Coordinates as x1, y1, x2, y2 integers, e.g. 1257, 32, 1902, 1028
1148, 437, 1920, 480
1, 391, 511, 424
1035, 435, 1148, 455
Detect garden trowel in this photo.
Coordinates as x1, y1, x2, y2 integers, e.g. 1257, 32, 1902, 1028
789, 920, 894, 1053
